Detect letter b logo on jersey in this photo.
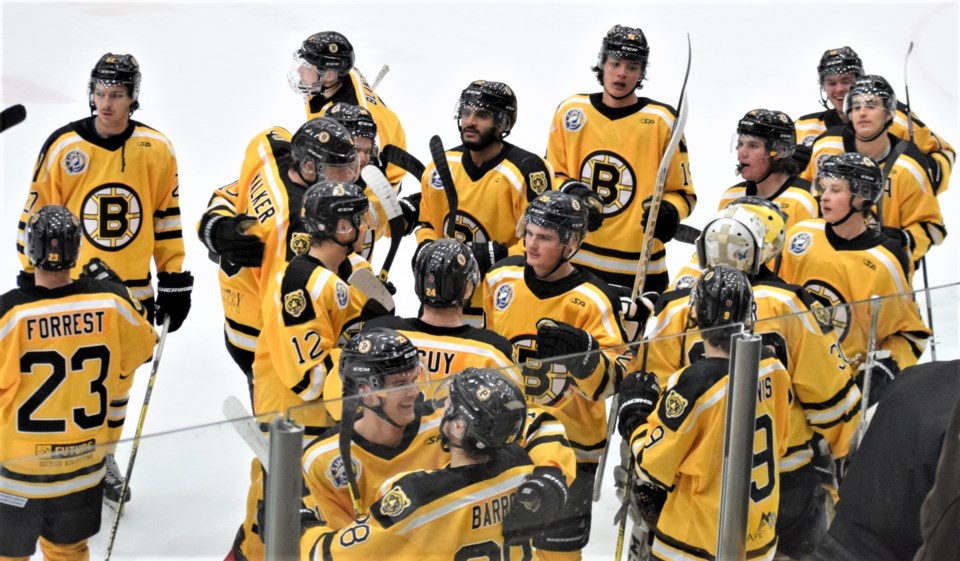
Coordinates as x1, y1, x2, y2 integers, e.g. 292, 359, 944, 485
81, 183, 143, 251
580, 150, 636, 218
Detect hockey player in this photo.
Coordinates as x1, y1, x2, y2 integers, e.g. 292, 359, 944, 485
801, 75, 946, 270
781, 152, 931, 406
720, 109, 818, 229
795, 46, 954, 194
300, 367, 553, 561
642, 200, 860, 558
228, 180, 375, 561
545, 24, 697, 296
0, 206, 156, 561
483, 191, 631, 559
289, 31, 408, 186
415, 79, 553, 323
198, 117, 361, 396
619, 265, 791, 561
16, 53, 193, 332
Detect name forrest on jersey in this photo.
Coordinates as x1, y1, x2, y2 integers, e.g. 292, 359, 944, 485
26, 311, 106, 340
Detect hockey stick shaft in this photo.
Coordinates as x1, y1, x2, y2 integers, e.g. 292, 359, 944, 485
223, 395, 270, 470
371, 64, 390, 90
429, 135, 459, 239
360, 166, 406, 282
104, 316, 171, 561
850, 296, 881, 454
0, 104, 26, 134
339, 396, 364, 518
381, 145, 426, 181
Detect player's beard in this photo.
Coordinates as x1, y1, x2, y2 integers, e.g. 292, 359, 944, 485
461, 126, 499, 151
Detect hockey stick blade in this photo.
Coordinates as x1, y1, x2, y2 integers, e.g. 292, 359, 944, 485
223, 396, 270, 471
361, 166, 406, 282
429, 135, 459, 239
0, 104, 26, 134
349, 267, 396, 311
673, 223, 701, 245
381, 145, 426, 181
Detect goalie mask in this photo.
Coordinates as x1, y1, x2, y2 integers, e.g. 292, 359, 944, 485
89, 53, 141, 114
25, 205, 82, 272
696, 206, 767, 276
437, 368, 526, 455
728, 196, 787, 266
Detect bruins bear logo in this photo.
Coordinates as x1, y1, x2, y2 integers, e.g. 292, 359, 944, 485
284, 289, 307, 318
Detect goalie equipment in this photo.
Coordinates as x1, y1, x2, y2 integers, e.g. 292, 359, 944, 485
696, 206, 767, 276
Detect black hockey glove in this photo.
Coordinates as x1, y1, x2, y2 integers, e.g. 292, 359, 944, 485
640, 197, 680, 243
858, 354, 900, 408
200, 214, 265, 268
155, 271, 193, 332
559, 179, 604, 232
881, 226, 914, 252
617, 372, 661, 440
502, 467, 568, 545
612, 464, 666, 528
469, 241, 508, 276
81, 257, 123, 285
535, 319, 600, 379
791, 143, 813, 172
399, 192, 421, 236
382, 278, 397, 296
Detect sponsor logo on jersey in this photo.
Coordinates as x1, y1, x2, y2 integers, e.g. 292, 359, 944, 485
335, 280, 349, 309
529, 171, 548, 195
379, 486, 412, 517
579, 151, 636, 218
494, 284, 513, 311
328, 455, 363, 489
290, 232, 311, 256
788, 232, 812, 256
563, 107, 586, 132
664, 390, 688, 419
63, 149, 89, 175
284, 289, 307, 318
35, 439, 96, 459
80, 183, 143, 251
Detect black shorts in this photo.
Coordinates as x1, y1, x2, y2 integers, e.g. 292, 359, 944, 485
534, 462, 597, 552
0, 482, 103, 557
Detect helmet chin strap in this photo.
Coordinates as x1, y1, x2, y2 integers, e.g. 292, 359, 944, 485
829, 196, 867, 228
362, 399, 406, 429
529, 244, 579, 280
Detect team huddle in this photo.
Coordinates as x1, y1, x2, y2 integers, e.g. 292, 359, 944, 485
0, 21, 951, 561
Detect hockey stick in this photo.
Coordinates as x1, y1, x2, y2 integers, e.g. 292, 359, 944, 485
381, 145, 426, 181
370, 64, 390, 90
339, 393, 364, 518
673, 223, 701, 245
223, 395, 270, 471
104, 317, 171, 561
360, 165, 406, 283
597, 34, 692, 504
429, 135, 459, 239
0, 104, 26, 134
348, 267, 396, 311
849, 296, 881, 456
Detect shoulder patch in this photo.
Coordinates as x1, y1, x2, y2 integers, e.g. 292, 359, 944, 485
379, 485, 412, 517
493, 284, 514, 311
284, 289, 307, 318
335, 279, 349, 310
327, 454, 362, 489
563, 107, 586, 132
788, 232, 812, 256
290, 232, 311, 257
663, 390, 688, 419
62, 148, 89, 175
528, 171, 547, 195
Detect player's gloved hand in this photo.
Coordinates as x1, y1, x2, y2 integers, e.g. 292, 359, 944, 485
155, 271, 193, 332
502, 467, 568, 545
614, 284, 659, 327
399, 192, 421, 236
858, 353, 900, 408
640, 197, 680, 243
881, 226, 913, 252
927, 153, 944, 194
535, 318, 599, 379
469, 241, 508, 276
360, 297, 395, 322
201, 214, 265, 268
381, 278, 397, 296
617, 372, 661, 440
791, 142, 813, 171
81, 257, 123, 284
559, 179, 604, 232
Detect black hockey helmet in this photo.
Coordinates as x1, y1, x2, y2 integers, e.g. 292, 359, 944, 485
517, 191, 589, 253
300, 180, 374, 241
690, 265, 754, 330
25, 205, 82, 271
298, 31, 355, 77
291, 117, 359, 179
440, 367, 526, 453
414, 239, 481, 309
843, 74, 897, 117
88, 53, 141, 113
736, 109, 796, 159
325, 102, 377, 140
340, 327, 421, 394
594, 25, 649, 89
814, 152, 883, 206
454, 80, 518, 136
817, 46, 864, 82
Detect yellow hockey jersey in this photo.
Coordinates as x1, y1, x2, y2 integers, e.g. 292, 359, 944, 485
306, 68, 408, 186
632, 355, 791, 561
546, 93, 697, 290
795, 104, 955, 195
718, 176, 819, 230
801, 130, 946, 265
483, 257, 631, 462
779, 220, 931, 371
18, 117, 184, 303
0, 278, 156, 499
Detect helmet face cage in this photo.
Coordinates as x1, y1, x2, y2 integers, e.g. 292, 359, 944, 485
300, 181, 375, 238
414, 239, 481, 309
690, 265, 754, 331
818, 46, 864, 83
439, 368, 526, 452
292, 118, 359, 176
340, 328, 422, 394
814, 153, 883, 206
696, 207, 766, 276
729, 197, 786, 264
454, 81, 518, 135
843, 75, 897, 117
736, 109, 796, 159
88, 53, 141, 113
26, 205, 82, 271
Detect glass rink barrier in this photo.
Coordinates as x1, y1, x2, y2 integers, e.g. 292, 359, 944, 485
1, 282, 957, 561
